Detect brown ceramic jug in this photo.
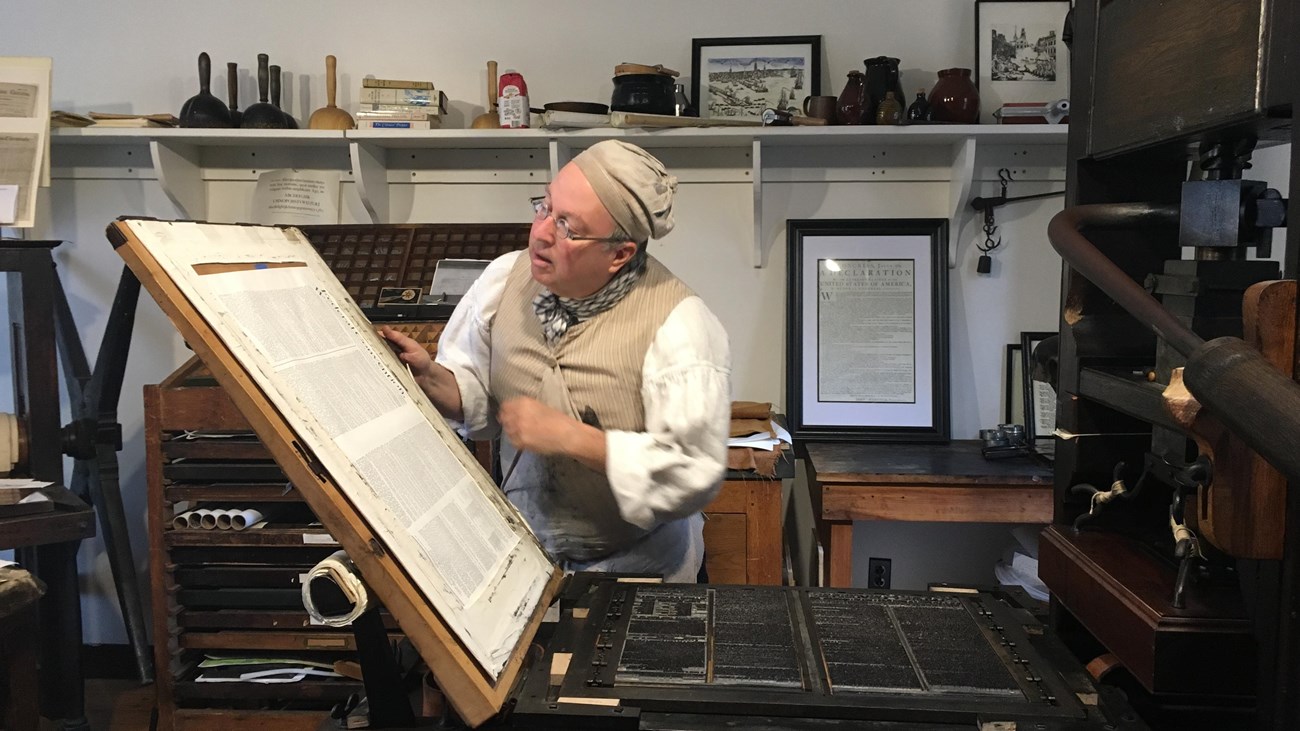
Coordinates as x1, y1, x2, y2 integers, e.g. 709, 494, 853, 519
927, 68, 980, 124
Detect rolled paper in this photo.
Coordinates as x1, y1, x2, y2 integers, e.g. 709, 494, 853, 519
230, 509, 265, 531
301, 549, 370, 627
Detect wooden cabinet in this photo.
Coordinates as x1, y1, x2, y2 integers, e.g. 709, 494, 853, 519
702, 476, 785, 585
146, 359, 368, 729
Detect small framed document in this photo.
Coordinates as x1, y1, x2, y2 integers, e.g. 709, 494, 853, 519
1019, 330, 1057, 445
786, 219, 950, 442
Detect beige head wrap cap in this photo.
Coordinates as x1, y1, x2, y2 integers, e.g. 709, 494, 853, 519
572, 140, 678, 243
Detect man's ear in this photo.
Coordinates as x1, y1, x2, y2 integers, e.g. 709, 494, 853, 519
607, 241, 638, 272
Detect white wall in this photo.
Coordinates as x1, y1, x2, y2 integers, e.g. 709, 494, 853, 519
2, 0, 1074, 644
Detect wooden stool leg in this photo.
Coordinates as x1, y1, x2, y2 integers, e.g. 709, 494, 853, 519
2, 602, 41, 731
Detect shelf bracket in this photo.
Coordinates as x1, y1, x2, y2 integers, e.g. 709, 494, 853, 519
752, 138, 764, 268
149, 140, 205, 221
946, 137, 978, 269
548, 139, 572, 180
350, 141, 388, 224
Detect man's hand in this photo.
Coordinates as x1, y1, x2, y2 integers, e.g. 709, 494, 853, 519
380, 326, 432, 377
379, 325, 464, 421
499, 397, 607, 470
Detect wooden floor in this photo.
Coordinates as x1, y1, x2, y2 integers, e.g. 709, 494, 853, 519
34, 679, 154, 731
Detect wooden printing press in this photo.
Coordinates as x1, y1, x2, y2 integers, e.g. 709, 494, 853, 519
1037, 1, 1300, 730
122, 3, 1300, 727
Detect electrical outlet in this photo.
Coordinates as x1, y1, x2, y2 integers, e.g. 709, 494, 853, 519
867, 557, 892, 589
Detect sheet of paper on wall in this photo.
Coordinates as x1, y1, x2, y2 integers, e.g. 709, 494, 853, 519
117, 219, 554, 679
0, 57, 51, 227
0, 83, 38, 118
0, 134, 39, 227
0, 184, 17, 225
430, 259, 491, 298
251, 169, 341, 226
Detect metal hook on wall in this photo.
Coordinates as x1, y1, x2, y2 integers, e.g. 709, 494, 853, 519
969, 168, 1066, 274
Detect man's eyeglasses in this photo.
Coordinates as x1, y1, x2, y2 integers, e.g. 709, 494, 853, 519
530, 197, 627, 243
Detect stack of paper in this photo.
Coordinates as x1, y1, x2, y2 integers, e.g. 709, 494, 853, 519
194, 655, 343, 684
727, 420, 792, 451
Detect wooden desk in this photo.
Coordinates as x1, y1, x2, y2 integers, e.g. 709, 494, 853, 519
805, 441, 1052, 588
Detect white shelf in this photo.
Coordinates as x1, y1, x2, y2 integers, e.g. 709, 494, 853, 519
53, 123, 1066, 148
51, 124, 1069, 267
53, 127, 347, 146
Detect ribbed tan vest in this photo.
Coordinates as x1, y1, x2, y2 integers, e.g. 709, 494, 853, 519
489, 252, 691, 560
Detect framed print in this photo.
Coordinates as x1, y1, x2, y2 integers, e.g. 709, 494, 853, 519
1004, 342, 1024, 425
975, 0, 1071, 123
691, 35, 821, 120
1019, 331, 1056, 444
786, 219, 950, 442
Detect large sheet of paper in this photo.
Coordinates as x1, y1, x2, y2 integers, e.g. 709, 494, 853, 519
0, 57, 50, 227
817, 259, 916, 403
123, 220, 554, 678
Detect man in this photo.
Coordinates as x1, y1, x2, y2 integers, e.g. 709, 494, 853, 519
382, 140, 731, 583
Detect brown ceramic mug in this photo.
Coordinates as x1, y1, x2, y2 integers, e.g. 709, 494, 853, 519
803, 95, 838, 124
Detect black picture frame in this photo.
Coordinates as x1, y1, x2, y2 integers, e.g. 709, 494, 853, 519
1004, 342, 1024, 425
1019, 330, 1056, 443
974, 0, 1072, 123
786, 219, 950, 442
691, 35, 821, 120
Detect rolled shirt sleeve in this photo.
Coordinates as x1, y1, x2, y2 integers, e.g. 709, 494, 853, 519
433, 251, 522, 439
605, 296, 732, 530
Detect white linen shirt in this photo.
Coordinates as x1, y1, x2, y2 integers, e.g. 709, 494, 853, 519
435, 250, 732, 532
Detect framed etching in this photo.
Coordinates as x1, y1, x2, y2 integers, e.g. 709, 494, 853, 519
975, 0, 1071, 122
691, 35, 821, 120
786, 219, 950, 442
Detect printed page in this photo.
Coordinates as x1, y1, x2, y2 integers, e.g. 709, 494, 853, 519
250, 169, 341, 226
204, 265, 519, 608
817, 259, 916, 403
0, 133, 38, 225
0, 83, 37, 118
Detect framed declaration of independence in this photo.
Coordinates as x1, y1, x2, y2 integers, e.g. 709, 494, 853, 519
786, 219, 950, 442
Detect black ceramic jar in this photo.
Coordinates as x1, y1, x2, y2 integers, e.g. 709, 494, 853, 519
611, 73, 676, 116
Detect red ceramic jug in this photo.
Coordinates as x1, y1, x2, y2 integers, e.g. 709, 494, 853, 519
928, 68, 980, 124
